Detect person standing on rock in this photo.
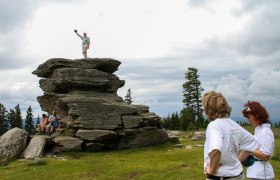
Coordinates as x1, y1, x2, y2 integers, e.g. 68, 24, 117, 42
202, 91, 258, 180
74, 29, 90, 59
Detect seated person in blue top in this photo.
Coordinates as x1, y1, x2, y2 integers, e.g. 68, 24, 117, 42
46, 110, 61, 134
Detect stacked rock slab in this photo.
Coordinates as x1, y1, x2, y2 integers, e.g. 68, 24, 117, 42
33, 58, 168, 151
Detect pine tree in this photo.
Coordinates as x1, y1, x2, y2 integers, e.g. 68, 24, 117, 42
169, 112, 180, 130
182, 67, 204, 129
124, 88, 133, 104
174, 112, 180, 130
162, 114, 171, 129
24, 106, 35, 134
180, 109, 192, 131
0, 103, 9, 135
8, 109, 16, 128
13, 104, 23, 128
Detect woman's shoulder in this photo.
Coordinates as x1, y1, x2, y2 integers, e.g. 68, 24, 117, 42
257, 124, 274, 137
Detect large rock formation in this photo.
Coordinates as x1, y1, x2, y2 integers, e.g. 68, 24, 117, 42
0, 128, 28, 163
33, 58, 168, 151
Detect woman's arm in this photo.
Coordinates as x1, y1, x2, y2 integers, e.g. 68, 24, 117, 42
252, 150, 270, 161
238, 150, 251, 162
206, 149, 221, 175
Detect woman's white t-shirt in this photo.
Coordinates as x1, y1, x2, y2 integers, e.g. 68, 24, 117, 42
204, 118, 259, 177
247, 123, 275, 179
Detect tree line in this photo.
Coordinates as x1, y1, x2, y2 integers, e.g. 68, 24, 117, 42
0, 103, 38, 136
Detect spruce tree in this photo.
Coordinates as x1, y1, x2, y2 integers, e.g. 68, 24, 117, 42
180, 109, 192, 131
0, 103, 9, 135
24, 106, 35, 134
8, 109, 16, 128
14, 104, 23, 128
174, 112, 180, 130
169, 112, 180, 130
162, 114, 171, 129
124, 88, 132, 104
182, 67, 204, 129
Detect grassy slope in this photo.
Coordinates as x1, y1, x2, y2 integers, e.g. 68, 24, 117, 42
1, 128, 279, 180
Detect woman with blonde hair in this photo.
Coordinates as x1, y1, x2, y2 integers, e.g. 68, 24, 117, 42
239, 101, 274, 180
202, 91, 258, 180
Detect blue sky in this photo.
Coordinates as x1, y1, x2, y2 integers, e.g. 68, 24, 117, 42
0, 0, 279, 122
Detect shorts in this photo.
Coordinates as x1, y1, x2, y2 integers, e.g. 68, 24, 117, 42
82, 46, 89, 53
51, 120, 61, 128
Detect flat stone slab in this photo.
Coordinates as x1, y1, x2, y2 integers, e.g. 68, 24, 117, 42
53, 136, 83, 151
76, 129, 118, 141
122, 115, 143, 128
33, 58, 121, 78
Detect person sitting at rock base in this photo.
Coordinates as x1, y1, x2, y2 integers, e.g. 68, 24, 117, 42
46, 111, 61, 135
38, 114, 49, 133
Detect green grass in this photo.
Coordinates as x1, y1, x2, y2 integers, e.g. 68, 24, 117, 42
0, 129, 279, 180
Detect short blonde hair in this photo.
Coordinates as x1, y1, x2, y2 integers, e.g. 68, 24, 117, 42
202, 91, 232, 120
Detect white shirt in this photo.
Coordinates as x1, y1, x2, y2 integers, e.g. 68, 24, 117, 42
81, 36, 90, 48
247, 123, 275, 179
48, 115, 60, 122
204, 118, 258, 177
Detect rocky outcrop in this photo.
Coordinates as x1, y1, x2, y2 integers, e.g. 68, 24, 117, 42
53, 136, 83, 152
33, 58, 168, 151
22, 136, 46, 159
191, 131, 206, 141
0, 128, 28, 163
118, 127, 168, 148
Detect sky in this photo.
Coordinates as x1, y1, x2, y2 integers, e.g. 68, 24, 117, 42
0, 0, 279, 122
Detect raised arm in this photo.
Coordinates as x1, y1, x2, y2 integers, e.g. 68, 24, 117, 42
75, 31, 82, 39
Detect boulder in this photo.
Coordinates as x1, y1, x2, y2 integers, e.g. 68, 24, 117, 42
191, 131, 206, 141
118, 127, 168, 148
0, 128, 28, 163
22, 136, 46, 159
53, 136, 83, 152
167, 135, 180, 143
76, 129, 118, 141
166, 130, 181, 136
